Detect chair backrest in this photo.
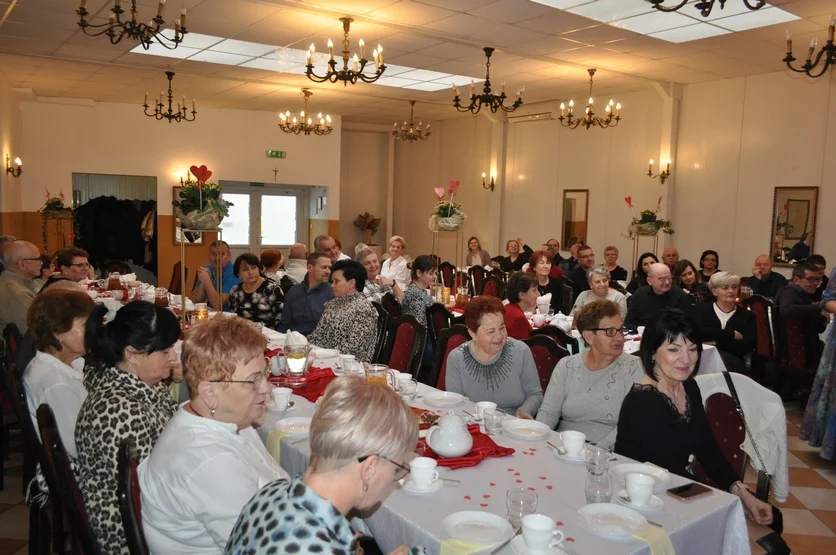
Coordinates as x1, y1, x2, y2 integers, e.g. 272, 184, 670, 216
743, 295, 774, 359
102, 259, 132, 277
430, 325, 471, 390
452, 270, 469, 290
37, 404, 103, 555
2, 359, 48, 496
530, 325, 579, 355
3, 323, 23, 366
425, 304, 453, 354
117, 439, 149, 555
167, 261, 188, 296
370, 302, 390, 364
468, 266, 486, 297
381, 292, 403, 319
772, 304, 809, 370
489, 268, 507, 283
560, 279, 574, 316
380, 315, 427, 376
690, 392, 748, 488
521, 335, 570, 391
480, 275, 505, 299
490, 256, 504, 267
438, 262, 456, 289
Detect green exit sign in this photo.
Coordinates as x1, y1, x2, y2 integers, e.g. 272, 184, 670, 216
266, 150, 286, 159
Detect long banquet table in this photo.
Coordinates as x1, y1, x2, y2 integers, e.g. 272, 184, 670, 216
258, 381, 750, 555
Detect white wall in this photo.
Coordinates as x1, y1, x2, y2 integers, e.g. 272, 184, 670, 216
0, 73, 23, 214
340, 130, 389, 252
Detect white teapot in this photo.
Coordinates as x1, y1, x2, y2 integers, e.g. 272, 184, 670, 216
425, 411, 473, 458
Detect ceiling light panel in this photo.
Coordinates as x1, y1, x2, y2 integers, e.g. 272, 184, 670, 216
209, 39, 277, 57
568, 0, 652, 23
712, 7, 800, 32
530, 0, 594, 8
650, 23, 731, 43
611, 11, 695, 34
400, 82, 451, 91
188, 51, 256, 65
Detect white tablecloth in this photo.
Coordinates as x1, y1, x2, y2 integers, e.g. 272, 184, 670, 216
259, 383, 749, 555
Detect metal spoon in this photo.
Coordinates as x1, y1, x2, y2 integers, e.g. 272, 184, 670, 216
547, 440, 566, 455
490, 527, 521, 555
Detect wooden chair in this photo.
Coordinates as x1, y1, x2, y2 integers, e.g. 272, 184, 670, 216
743, 295, 775, 385
468, 266, 486, 297
489, 268, 507, 283
429, 325, 471, 390
452, 270, 469, 291
167, 261, 188, 296
531, 325, 579, 355
772, 305, 817, 400
490, 256, 504, 268
37, 404, 103, 555
480, 275, 505, 299
101, 259, 132, 277
522, 335, 570, 391
438, 262, 456, 289
0, 325, 22, 493
425, 304, 454, 355
3, 323, 22, 366
370, 302, 390, 364
117, 439, 149, 555
561, 279, 574, 316
381, 292, 403, 319
379, 315, 427, 377
690, 391, 748, 488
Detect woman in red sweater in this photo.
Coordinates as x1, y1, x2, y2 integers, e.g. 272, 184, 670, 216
504, 272, 539, 340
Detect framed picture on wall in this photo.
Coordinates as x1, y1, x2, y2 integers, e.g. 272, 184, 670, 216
173, 186, 204, 246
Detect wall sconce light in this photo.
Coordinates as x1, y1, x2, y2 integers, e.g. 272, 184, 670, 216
5, 154, 22, 178
647, 159, 670, 184
482, 172, 495, 192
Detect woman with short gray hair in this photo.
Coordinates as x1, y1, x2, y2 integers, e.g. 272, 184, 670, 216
692, 271, 756, 373
570, 265, 627, 320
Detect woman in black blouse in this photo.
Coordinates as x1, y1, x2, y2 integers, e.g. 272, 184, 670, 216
500, 237, 534, 273
699, 250, 720, 282
228, 253, 284, 329
527, 250, 563, 314
692, 272, 756, 373
625, 252, 658, 294
615, 309, 772, 526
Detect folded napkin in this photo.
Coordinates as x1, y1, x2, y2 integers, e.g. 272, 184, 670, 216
101, 298, 123, 322
440, 538, 489, 555
419, 424, 514, 469
633, 525, 675, 555
120, 273, 137, 283
285, 330, 308, 347
268, 366, 337, 403
265, 347, 282, 359
537, 293, 552, 305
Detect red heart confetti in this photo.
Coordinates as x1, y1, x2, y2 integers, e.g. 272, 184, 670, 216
546, 485, 553, 490
515, 479, 522, 483
464, 495, 471, 500
557, 521, 564, 526
527, 487, 536, 492
514, 472, 521, 476
483, 494, 491, 499
489, 482, 496, 487
539, 476, 547, 480
567, 538, 575, 542
530, 448, 537, 451
480, 503, 489, 507
507, 468, 514, 472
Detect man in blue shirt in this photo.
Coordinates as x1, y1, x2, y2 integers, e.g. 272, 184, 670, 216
278, 252, 333, 335
192, 240, 241, 311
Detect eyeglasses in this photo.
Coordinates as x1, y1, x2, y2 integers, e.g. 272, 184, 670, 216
655, 276, 673, 283
389, 244, 403, 250
21, 257, 44, 264
803, 276, 824, 283
209, 370, 269, 387
358, 454, 411, 482
587, 327, 628, 338
69, 263, 91, 269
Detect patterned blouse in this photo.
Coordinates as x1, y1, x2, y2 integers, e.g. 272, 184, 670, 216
402, 284, 433, 326
362, 281, 393, 304
229, 278, 284, 329
308, 292, 378, 362
225, 476, 427, 555
75, 365, 177, 555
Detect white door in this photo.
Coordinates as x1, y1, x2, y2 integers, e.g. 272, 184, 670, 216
220, 184, 309, 262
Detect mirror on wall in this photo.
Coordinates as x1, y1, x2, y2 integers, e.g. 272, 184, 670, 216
561, 189, 589, 250
771, 186, 818, 267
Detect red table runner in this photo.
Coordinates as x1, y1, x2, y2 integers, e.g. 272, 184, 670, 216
268, 366, 336, 403
419, 424, 515, 469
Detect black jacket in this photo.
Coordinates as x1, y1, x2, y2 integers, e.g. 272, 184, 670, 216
748, 272, 787, 298
500, 244, 534, 273
692, 303, 756, 360
625, 285, 693, 329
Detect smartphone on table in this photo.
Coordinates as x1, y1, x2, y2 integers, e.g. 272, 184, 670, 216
666, 482, 713, 502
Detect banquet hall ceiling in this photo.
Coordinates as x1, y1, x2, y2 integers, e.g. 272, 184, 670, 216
0, 0, 833, 125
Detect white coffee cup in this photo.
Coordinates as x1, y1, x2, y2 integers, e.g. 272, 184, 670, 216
397, 374, 413, 389
532, 314, 546, 327
637, 326, 646, 337
521, 514, 565, 552
408, 457, 439, 488
559, 430, 587, 458
537, 302, 550, 315
476, 401, 497, 421
625, 473, 655, 507
271, 387, 292, 409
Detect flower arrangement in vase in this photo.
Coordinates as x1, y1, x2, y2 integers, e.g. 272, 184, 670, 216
429, 180, 467, 231
775, 203, 794, 236
39, 190, 74, 252
353, 212, 382, 245
625, 195, 674, 238
172, 165, 232, 230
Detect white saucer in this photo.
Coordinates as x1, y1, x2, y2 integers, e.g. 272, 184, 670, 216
265, 400, 295, 412
615, 490, 664, 511
424, 391, 465, 408
398, 477, 443, 495
510, 535, 567, 555
552, 446, 587, 464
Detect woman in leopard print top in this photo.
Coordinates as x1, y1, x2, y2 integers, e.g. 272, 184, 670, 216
75, 302, 180, 555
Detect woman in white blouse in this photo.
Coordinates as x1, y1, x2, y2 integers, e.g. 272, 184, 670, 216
380, 235, 410, 290
24, 288, 95, 458
139, 316, 288, 555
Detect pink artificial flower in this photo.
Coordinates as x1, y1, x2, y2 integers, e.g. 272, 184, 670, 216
434, 187, 445, 200
624, 196, 633, 208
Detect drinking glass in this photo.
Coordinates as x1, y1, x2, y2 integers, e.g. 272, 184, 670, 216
398, 379, 418, 401
284, 345, 309, 388
365, 364, 395, 387
194, 303, 209, 321
483, 408, 505, 436
585, 445, 612, 475
154, 287, 169, 308
506, 488, 538, 528
107, 272, 122, 291
584, 471, 612, 504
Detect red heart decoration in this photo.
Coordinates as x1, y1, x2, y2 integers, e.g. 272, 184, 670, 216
527, 487, 536, 492
539, 476, 547, 480
507, 468, 514, 472
489, 482, 496, 487
483, 494, 490, 499
567, 538, 575, 542
480, 503, 489, 507
530, 448, 537, 451
464, 495, 471, 500
557, 521, 564, 526
515, 479, 522, 483
514, 472, 520, 476
546, 485, 553, 490
189, 165, 212, 183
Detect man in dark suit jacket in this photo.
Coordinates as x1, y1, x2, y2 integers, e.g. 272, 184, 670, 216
809, 254, 829, 302
559, 242, 581, 273
775, 261, 827, 367
569, 245, 595, 298
748, 254, 788, 298
547, 238, 565, 266
625, 263, 693, 329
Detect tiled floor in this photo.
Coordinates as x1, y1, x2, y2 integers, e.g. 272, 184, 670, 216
0, 407, 833, 554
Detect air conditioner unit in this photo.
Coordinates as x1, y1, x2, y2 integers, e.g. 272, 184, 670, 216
506, 102, 558, 124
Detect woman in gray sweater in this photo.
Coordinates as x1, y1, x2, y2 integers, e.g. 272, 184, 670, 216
536, 299, 642, 449
445, 297, 543, 418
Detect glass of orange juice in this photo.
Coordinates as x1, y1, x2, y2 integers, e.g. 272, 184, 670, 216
365, 364, 395, 388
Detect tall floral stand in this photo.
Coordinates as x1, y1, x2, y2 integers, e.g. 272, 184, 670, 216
630, 224, 660, 269
178, 221, 222, 328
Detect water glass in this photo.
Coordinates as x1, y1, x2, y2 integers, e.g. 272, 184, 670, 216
585, 444, 612, 475
506, 488, 538, 528
584, 471, 612, 504
483, 408, 506, 436
398, 378, 419, 401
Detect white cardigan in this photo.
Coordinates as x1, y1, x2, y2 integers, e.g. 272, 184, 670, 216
695, 373, 788, 502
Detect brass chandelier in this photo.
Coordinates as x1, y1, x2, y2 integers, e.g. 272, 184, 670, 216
279, 89, 333, 136
76, 0, 188, 50
784, 19, 836, 79
453, 47, 524, 114
144, 72, 196, 123
647, 0, 765, 18
306, 17, 385, 86
392, 101, 430, 142
558, 69, 621, 130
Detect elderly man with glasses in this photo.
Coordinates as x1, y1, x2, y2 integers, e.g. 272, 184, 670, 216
625, 262, 693, 330
41, 247, 92, 291
0, 240, 43, 333
775, 261, 828, 368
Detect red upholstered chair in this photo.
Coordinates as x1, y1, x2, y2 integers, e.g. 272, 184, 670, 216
438, 262, 456, 289
690, 392, 748, 488
430, 325, 471, 390
370, 302, 390, 364
490, 256, 504, 268
468, 266, 486, 297
522, 335, 570, 391
772, 305, 817, 398
37, 404, 103, 555
489, 268, 507, 283
3, 323, 22, 366
118, 439, 149, 555
743, 295, 775, 384
425, 304, 454, 355
452, 270, 469, 291
531, 325, 579, 355
480, 275, 505, 299
167, 261, 188, 296
380, 315, 427, 377
1, 326, 23, 493
381, 292, 403, 319
560, 278, 574, 316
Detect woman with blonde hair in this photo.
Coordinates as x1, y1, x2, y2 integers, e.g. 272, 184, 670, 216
140, 316, 288, 555
380, 235, 410, 290
692, 271, 755, 373
225, 376, 427, 554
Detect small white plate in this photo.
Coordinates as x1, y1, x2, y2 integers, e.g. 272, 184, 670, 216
552, 446, 587, 464
398, 477, 443, 496
615, 490, 664, 511
441, 511, 515, 545
501, 420, 551, 441
611, 464, 671, 491
424, 391, 465, 408
510, 535, 567, 555
578, 503, 648, 538
276, 417, 312, 438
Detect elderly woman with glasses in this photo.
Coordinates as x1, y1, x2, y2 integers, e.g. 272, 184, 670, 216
536, 300, 642, 449
140, 317, 288, 555
570, 266, 627, 321
380, 235, 410, 290
692, 272, 756, 374
225, 376, 427, 555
